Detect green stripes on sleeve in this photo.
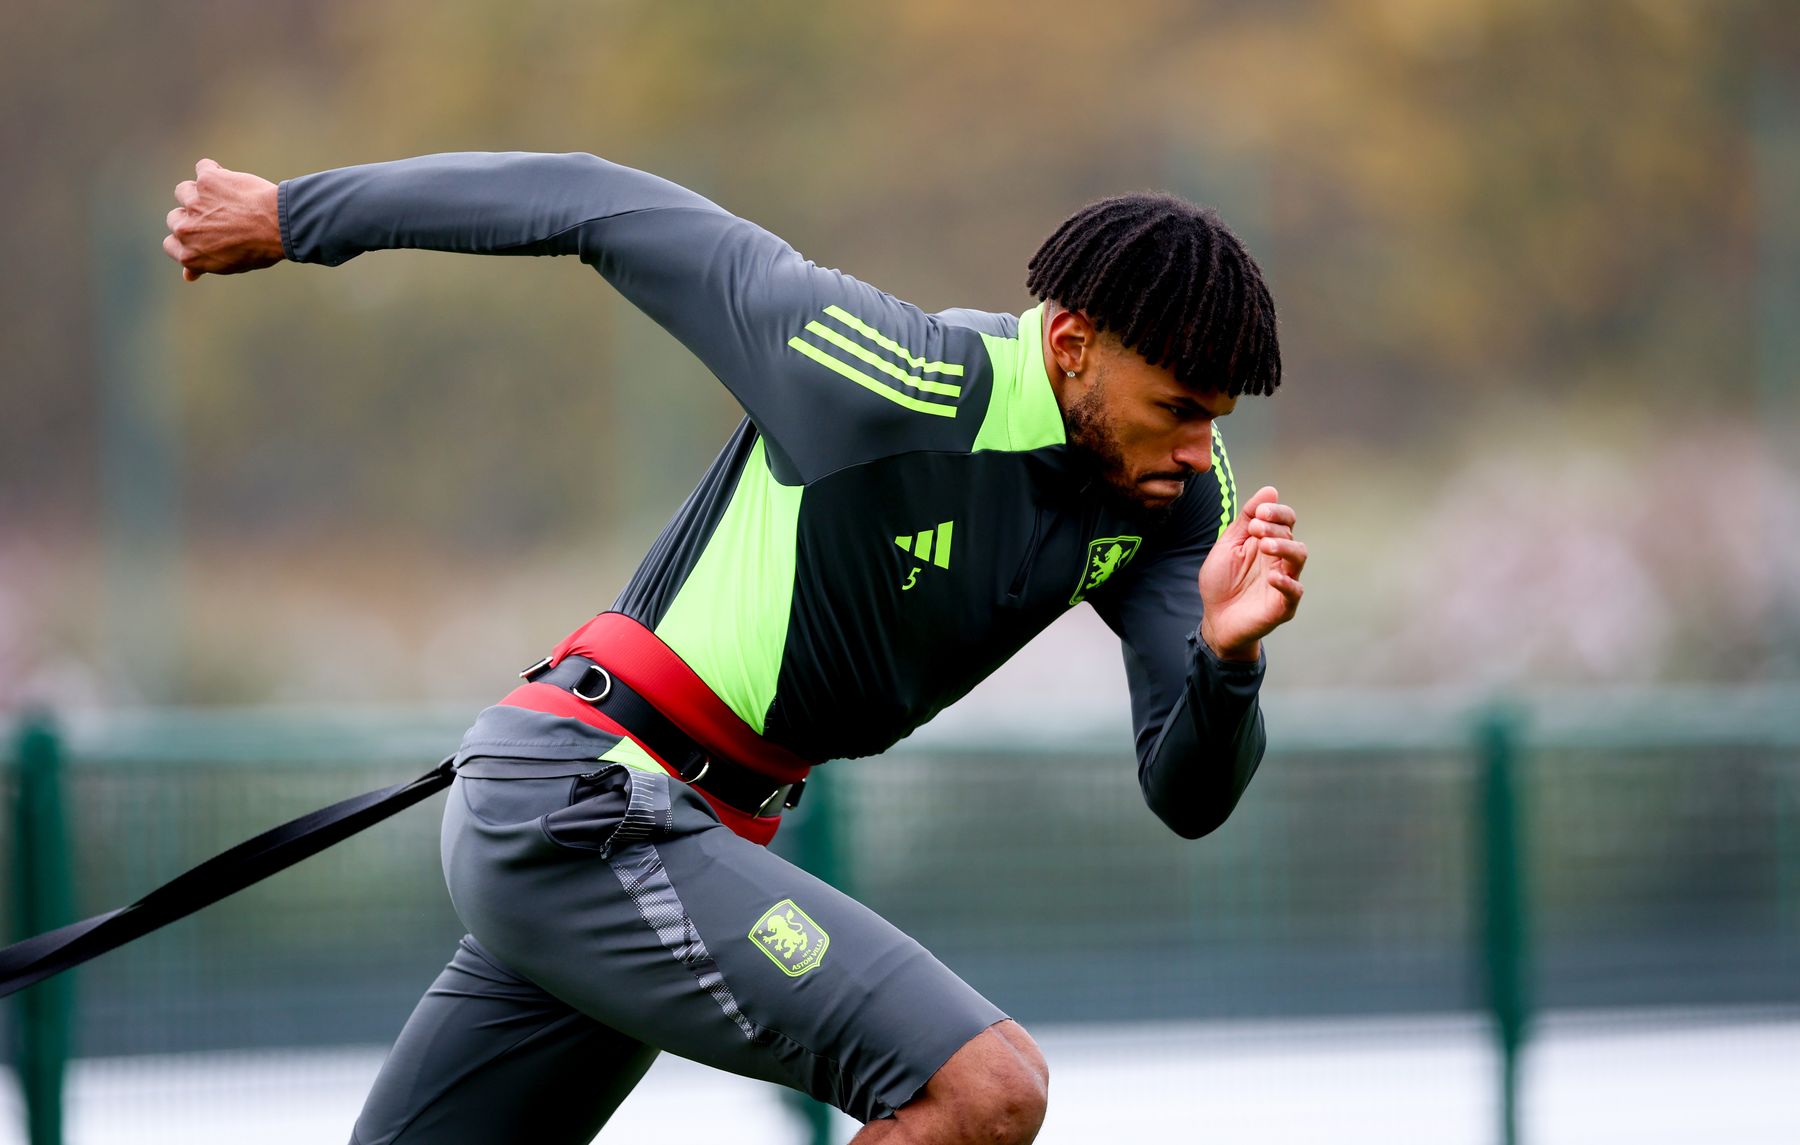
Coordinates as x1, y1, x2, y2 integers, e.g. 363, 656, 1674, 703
653, 437, 803, 734
801, 321, 962, 396
787, 305, 963, 418
822, 305, 964, 374
1211, 426, 1238, 540
974, 304, 1065, 453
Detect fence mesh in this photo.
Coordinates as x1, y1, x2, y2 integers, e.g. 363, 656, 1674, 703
3, 696, 1798, 1143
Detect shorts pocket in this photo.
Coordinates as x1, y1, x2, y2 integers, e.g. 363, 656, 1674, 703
540, 765, 640, 855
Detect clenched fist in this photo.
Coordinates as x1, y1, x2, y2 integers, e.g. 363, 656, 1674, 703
162, 158, 284, 281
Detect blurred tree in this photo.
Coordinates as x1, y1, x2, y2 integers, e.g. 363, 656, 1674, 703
2, 0, 1795, 697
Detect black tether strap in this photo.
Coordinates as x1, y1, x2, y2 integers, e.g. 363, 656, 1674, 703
0, 756, 456, 1000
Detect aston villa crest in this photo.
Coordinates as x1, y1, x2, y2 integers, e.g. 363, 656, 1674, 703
1070, 535, 1143, 604
750, 898, 830, 977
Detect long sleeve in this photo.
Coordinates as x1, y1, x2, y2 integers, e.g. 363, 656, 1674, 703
278, 151, 990, 482
1088, 432, 1268, 838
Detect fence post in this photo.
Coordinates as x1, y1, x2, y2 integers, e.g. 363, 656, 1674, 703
12, 714, 74, 1145
1477, 706, 1529, 1145
779, 766, 846, 1145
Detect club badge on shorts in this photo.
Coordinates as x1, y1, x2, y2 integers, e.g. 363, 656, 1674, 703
1070, 535, 1143, 604
750, 898, 830, 977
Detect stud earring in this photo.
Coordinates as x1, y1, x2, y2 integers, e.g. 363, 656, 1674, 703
1065, 370, 1076, 378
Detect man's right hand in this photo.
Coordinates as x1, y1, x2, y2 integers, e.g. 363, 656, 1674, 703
162, 159, 285, 281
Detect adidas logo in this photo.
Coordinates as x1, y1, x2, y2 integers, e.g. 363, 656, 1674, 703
895, 521, 953, 591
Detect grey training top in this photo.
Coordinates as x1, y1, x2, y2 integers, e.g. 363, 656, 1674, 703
280, 152, 1268, 838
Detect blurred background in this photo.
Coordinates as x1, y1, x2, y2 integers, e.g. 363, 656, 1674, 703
2, 0, 1796, 1142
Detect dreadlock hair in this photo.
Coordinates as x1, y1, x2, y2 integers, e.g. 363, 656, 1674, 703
1025, 193, 1281, 397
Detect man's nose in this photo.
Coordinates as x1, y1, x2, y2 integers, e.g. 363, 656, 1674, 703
1172, 423, 1215, 473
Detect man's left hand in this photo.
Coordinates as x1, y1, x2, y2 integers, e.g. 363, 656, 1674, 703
1198, 486, 1306, 662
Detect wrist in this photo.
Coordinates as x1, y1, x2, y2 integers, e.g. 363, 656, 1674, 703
1199, 618, 1261, 663
256, 182, 286, 262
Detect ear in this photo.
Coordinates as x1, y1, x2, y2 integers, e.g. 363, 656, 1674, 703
1044, 307, 1097, 378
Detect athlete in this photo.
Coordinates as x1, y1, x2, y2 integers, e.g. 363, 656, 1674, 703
163, 152, 1306, 1145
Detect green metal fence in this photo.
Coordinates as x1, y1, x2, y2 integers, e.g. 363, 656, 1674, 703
4, 687, 1798, 1144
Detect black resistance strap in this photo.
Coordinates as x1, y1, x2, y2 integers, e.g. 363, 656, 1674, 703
0, 757, 455, 1000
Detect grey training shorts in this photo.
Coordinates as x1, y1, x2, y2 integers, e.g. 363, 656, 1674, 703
350, 761, 1007, 1143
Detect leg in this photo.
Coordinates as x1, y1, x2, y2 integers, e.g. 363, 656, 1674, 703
851, 1020, 1049, 1145
351, 936, 657, 1145
443, 765, 1013, 1125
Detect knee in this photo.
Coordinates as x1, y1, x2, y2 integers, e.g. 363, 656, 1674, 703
961, 1023, 1049, 1144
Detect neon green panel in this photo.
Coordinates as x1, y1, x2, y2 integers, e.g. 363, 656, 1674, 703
655, 438, 803, 733
915, 529, 933, 563
975, 304, 1066, 453
598, 737, 665, 775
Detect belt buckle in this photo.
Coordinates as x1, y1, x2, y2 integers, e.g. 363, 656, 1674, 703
571, 664, 613, 704
756, 778, 805, 819
754, 784, 786, 819
677, 755, 711, 786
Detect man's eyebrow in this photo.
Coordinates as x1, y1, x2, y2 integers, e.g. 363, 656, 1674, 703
1175, 394, 1233, 418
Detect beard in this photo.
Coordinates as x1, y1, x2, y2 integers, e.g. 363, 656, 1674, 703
1062, 377, 1183, 527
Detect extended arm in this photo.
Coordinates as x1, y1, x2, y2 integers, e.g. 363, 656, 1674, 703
1092, 479, 1305, 838
168, 151, 805, 376
162, 152, 985, 479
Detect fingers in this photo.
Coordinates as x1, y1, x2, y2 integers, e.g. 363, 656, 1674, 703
174, 179, 198, 207
1237, 486, 1280, 522
161, 231, 202, 278
1222, 485, 1279, 547
1252, 499, 1295, 527
164, 205, 204, 279
1256, 538, 1307, 572
1267, 569, 1304, 606
196, 157, 220, 177
1242, 494, 1298, 555
1230, 488, 1294, 540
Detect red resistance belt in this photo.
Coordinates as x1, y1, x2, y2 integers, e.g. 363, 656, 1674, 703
497, 612, 816, 846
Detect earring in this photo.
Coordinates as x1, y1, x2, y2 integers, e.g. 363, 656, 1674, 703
1065, 370, 1076, 378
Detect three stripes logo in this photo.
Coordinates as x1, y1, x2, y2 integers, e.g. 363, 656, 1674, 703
787, 305, 964, 418
894, 520, 954, 591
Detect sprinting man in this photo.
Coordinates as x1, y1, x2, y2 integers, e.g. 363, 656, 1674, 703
163, 152, 1306, 1144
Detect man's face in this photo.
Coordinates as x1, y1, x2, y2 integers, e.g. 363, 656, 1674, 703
1062, 345, 1235, 518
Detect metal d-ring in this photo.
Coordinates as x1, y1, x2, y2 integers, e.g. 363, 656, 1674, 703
571, 664, 613, 704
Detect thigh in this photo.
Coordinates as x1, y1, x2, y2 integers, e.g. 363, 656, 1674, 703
444, 766, 1007, 1124
352, 935, 657, 1145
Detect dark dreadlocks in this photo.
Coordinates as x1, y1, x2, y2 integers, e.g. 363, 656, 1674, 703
1025, 193, 1281, 397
